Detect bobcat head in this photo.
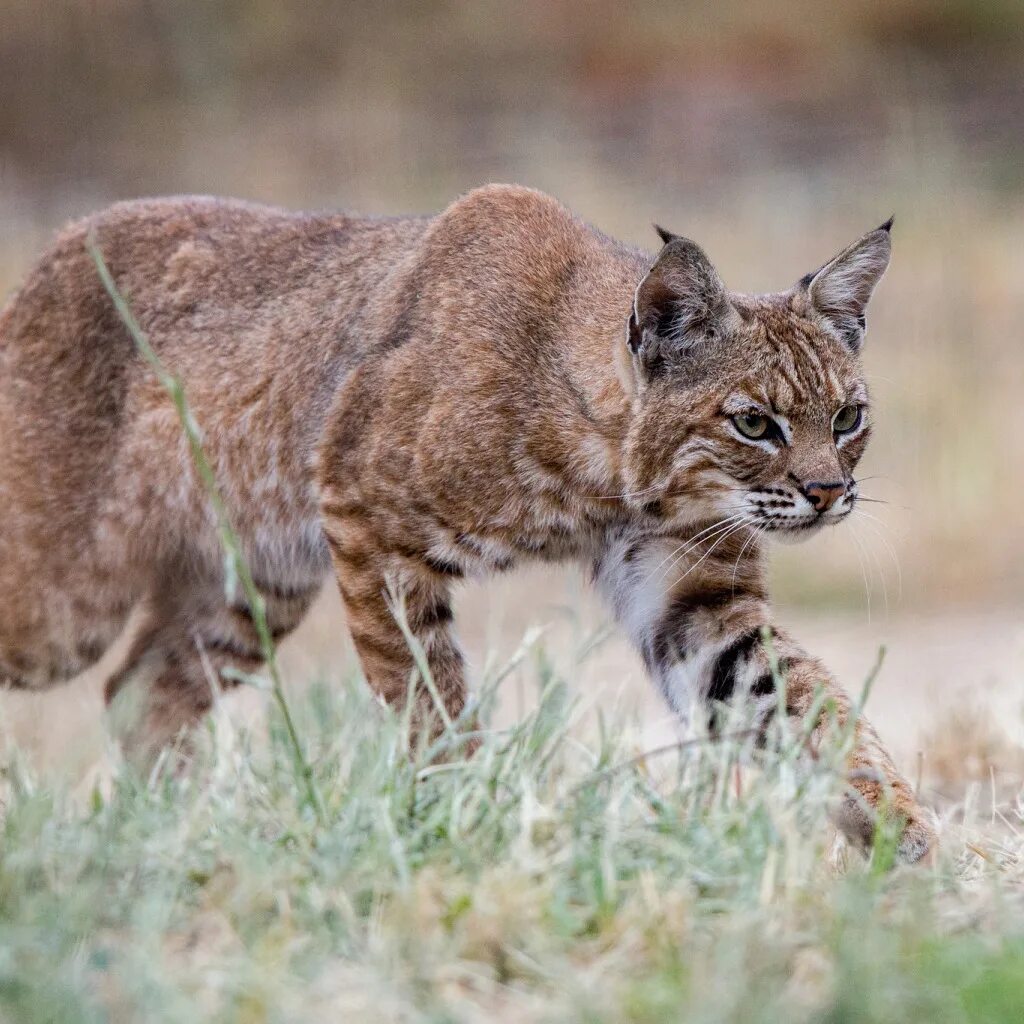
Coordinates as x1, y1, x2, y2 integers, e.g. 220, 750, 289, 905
622, 220, 892, 540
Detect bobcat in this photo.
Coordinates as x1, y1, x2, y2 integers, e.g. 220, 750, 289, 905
0, 184, 933, 861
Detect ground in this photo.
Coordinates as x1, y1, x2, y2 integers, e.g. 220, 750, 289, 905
2, 571, 1023, 1023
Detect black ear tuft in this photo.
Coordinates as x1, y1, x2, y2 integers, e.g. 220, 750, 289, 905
654, 224, 678, 246
879, 215, 894, 233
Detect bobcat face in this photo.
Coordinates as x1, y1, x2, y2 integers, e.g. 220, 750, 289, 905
622, 221, 890, 541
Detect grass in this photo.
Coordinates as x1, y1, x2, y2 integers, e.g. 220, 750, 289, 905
2, 656, 1024, 1023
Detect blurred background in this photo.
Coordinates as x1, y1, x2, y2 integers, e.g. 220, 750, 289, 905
2, 0, 1022, 785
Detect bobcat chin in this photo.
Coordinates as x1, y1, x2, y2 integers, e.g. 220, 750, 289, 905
0, 185, 934, 862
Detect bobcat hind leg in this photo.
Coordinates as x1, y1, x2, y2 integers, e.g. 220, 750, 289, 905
105, 577, 320, 769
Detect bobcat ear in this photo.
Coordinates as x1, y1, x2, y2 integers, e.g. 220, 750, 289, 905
800, 218, 893, 352
653, 223, 678, 245
627, 233, 736, 379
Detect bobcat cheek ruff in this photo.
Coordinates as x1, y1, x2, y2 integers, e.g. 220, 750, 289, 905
0, 187, 931, 860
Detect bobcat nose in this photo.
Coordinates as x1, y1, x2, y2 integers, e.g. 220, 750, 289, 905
803, 480, 846, 512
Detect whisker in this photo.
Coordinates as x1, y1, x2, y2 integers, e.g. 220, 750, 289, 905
848, 528, 874, 624
667, 518, 756, 589
851, 509, 903, 601
853, 512, 898, 605
847, 509, 889, 610
640, 512, 748, 589
855, 495, 914, 512
861, 522, 889, 614
850, 476, 913, 511
653, 514, 753, 584
730, 524, 765, 593
583, 483, 665, 500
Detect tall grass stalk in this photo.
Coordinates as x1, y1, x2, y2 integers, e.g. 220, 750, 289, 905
86, 235, 325, 823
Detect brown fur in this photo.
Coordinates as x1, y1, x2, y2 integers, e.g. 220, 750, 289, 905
0, 185, 933, 860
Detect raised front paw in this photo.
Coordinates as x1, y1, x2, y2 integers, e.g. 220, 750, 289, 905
894, 812, 938, 864
833, 781, 937, 865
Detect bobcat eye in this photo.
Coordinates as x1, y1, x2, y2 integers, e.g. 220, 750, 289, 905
832, 405, 863, 434
732, 413, 771, 440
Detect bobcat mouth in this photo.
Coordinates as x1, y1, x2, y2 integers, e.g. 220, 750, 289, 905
761, 515, 823, 535
748, 488, 856, 537
758, 506, 854, 536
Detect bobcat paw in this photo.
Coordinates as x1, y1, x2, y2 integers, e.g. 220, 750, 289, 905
833, 791, 937, 865
895, 813, 937, 865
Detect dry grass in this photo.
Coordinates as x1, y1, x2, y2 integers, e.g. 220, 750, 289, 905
2, 641, 1024, 1023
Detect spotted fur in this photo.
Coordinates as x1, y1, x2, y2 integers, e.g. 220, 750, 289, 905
0, 185, 933, 859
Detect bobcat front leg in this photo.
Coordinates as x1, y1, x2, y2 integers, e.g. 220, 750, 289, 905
594, 530, 935, 864
320, 502, 469, 741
